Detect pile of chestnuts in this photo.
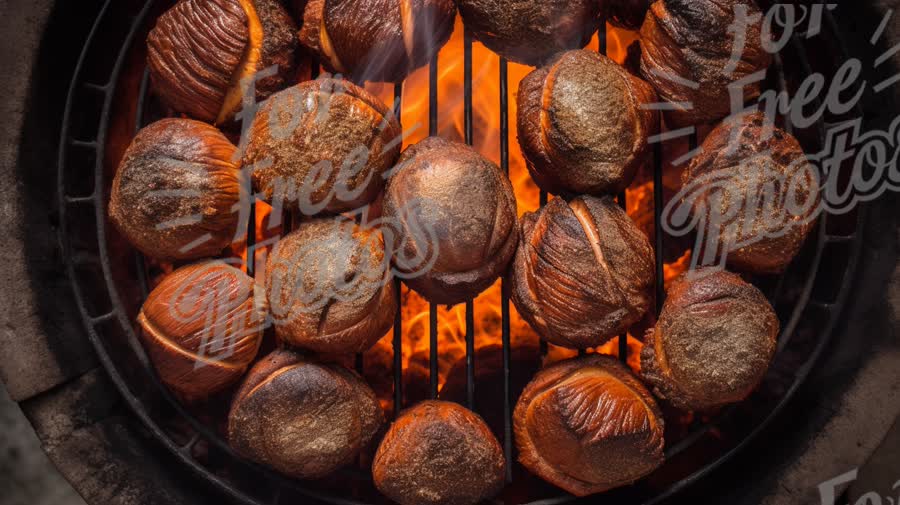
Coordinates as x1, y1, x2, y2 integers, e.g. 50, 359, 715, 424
105, 0, 812, 503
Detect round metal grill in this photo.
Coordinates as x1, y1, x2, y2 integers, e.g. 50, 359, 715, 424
57, 0, 867, 503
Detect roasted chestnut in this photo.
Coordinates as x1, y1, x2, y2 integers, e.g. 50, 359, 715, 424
294, 0, 456, 83
373, 400, 506, 505
641, 268, 778, 411
147, 0, 297, 124
228, 349, 383, 479
518, 50, 659, 196
514, 354, 665, 496
138, 261, 267, 399
640, 0, 772, 128
265, 217, 395, 353
109, 118, 242, 261
382, 137, 518, 305
244, 77, 401, 214
456, 0, 599, 66
680, 111, 819, 274
510, 195, 654, 349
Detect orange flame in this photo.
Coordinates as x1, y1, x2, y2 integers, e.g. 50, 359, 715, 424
361, 21, 671, 396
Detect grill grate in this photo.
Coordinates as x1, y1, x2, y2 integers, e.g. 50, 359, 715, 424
56, 1, 867, 504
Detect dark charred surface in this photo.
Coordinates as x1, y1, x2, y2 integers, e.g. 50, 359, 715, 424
295, 0, 456, 83
510, 195, 655, 349
372, 400, 505, 505
108, 118, 242, 261
603, 0, 651, 30
228, 349, 383, 480
382, 137, 518, 305
245, 77, 401, 214
456, 0, 598, 67
683, 111, 818, 274
514, 355, 664, 496
639, 0, 772, 128
640, 268, 778, 411
265, 218, 395, 353
518, 50, 659, 197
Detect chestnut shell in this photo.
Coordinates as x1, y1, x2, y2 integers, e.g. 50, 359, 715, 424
510, 195, 655, 349
456, 0, 599, 67
382, 137, 518, 305
681, 111, 819, 274
640, 268, 779, 411
372, 400, 506, 505
147, 0, 297, 124
639, 0, 772, 128
138, 261, 266, 399
228, 349, 383, 479
517, 50, 659, 196
108, 118, 241, 261
244, 77, 401, 214
265, 217, 395, 353
295, 0, 457, 83
514, 354, 665, 496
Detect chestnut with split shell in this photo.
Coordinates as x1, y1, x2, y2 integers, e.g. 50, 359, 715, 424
147, 0, 298, 124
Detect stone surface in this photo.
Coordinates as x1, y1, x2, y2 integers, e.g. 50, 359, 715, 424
0, 0, 98, 402
0, 383, 86, 505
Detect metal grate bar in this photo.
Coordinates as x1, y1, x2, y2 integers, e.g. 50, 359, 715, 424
499, 56, 514, 483
463, 28, 476, 411
428, 51, 440, 401
393, 82, 404, 418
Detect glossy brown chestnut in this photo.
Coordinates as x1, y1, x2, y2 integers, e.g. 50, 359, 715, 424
382, 137, 518, 305
681, 111, 819, 274
243, 77, 401, 214
147, 0, 297, 124
518, 50, 659, 196
294, 0, 456, 83
456, 0, 599, 66
641, 268, 779, 411
265, 217, 395, 353
372, 400, 506, 505
109, 118, 241, 261
640, 0, 772, 128
514, 354, 665, 496
228, 349, 383, 479
138, 261, 267, 399
510, 195, 654, 349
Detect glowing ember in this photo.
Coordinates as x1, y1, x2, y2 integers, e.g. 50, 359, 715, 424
358, 21, 672, 395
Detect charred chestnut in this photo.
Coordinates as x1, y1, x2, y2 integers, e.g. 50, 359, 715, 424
265, 217, 395, 353
641, 268, 779, 411
514, 354, 665, 496
510, 195, 654, 349
640, 0, 772, 128
138, 261, 267, 399
294, 0, 456, 83
244, 77, 401, 215
373, 400, 506, 505
228, 349, 383, 479
382, 137, 518, 305
147, 0, 297, 124
109, 119, 242, 261
518, 50, 659, 196
456, 0, 599, 66
681, 111, 819, 274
